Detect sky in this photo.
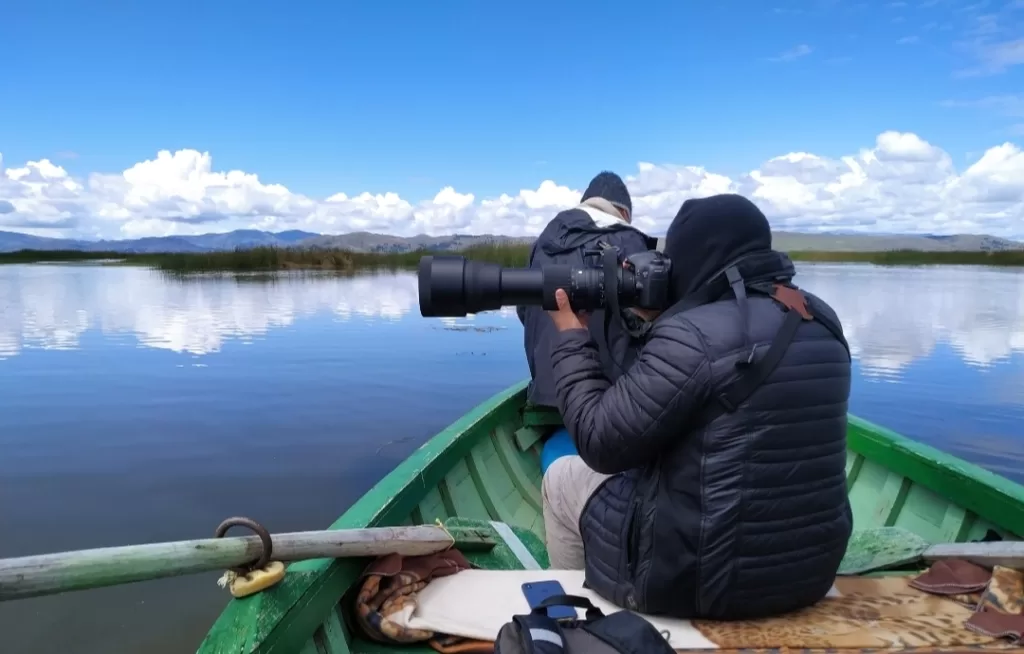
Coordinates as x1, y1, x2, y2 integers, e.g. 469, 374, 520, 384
1, 0, 1022, 241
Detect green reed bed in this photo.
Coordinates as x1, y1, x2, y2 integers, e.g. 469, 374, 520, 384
0, 249, 135, 264
0, 244, 530, 271
5, 244, 1024, 271
145, 243, 532, 273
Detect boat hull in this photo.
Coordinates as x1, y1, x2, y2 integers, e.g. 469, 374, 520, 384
198, 380, 1024, 654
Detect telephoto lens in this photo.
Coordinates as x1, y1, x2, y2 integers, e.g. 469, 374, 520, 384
416, 248, 671, 318
418, 255, 546, 317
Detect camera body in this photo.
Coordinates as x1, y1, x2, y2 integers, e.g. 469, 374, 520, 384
417, 247, 673, 318
621, 249, 673, 310
579, 246, 672, 311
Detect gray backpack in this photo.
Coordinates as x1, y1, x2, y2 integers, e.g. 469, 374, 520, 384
494, 594, 675, 654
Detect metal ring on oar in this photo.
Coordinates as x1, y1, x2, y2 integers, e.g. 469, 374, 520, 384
214, 517, 273, 574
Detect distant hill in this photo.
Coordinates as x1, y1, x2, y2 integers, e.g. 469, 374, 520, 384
0, 227, 1021, 254
300, 231, 535, 253
0, 229, 320, 253
771, 232, 1023, 252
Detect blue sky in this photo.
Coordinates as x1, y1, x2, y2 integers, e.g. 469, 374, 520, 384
1, 0, 1022, 239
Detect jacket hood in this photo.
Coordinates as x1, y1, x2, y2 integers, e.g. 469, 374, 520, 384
663, 194, 775, 299
539, 206, 653, 256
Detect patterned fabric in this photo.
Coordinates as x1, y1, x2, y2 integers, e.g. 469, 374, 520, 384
351, 550, 473, 645
690, 576, 999, 650
910, 559, 1024, 645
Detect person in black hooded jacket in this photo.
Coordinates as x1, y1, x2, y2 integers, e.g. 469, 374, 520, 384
516, 171, 657, 475
541, 193, 854, 620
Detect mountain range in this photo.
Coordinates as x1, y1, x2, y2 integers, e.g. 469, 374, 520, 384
1, 228, 1022, 254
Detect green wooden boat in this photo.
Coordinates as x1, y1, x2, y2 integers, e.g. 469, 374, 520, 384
197, 380, 1024, 654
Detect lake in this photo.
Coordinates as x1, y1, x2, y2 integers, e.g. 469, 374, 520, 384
1, 261, 1023, 653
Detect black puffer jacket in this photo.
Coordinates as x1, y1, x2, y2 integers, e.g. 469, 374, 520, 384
518, 205, 656, 407
550, 194, 853, 620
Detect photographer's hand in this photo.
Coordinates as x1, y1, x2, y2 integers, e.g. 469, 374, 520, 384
548, 289, 589, 332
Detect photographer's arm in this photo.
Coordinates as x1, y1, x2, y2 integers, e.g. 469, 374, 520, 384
550, 319, 711, 474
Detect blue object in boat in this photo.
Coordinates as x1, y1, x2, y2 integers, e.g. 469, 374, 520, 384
540, 428, 579, 475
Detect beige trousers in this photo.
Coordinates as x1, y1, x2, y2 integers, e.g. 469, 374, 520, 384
541, 455, 613, 569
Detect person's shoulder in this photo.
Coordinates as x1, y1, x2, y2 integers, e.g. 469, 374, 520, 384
533, 208, 589, 242
803, 290, 842, 323
604, 226, 654, 251
647, 311, 710, 352
546, 207, 592, 228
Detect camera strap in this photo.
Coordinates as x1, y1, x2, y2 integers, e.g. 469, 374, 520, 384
593, 247, 651, 378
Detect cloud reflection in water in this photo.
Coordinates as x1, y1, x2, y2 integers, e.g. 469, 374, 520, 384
1, 263, 1024, 377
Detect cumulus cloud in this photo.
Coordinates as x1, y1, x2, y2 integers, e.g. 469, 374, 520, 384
1, 131, 1023, 240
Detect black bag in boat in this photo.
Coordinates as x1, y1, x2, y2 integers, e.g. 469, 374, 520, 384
494, 594, 674, 654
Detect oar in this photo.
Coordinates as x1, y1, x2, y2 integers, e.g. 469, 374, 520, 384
838, 526, 1024, 575
0, 522, 494, 601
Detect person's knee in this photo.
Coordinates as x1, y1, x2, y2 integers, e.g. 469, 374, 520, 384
541, 454, 575, 505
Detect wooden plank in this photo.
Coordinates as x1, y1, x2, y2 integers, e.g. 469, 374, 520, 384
467, 446, 516, 524
319, 607, 350, 654
923, 541, 1024, 569
299, 638, 322, 654
0, 525, 495, 601
514, 426, 543, 452
492, 426, 543, 513
521, 407, 562, 427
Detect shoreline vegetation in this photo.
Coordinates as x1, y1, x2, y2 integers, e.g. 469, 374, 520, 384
3, 244, 1024, 272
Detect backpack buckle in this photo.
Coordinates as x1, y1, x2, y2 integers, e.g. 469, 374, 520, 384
735, 346, 757, 369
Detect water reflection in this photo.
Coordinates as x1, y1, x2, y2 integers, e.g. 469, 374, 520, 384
3, 263, 1024, 376
798, 264, 1024, 378
0, 265, 516, 359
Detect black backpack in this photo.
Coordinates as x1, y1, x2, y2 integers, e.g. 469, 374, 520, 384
494, 594, 675, 654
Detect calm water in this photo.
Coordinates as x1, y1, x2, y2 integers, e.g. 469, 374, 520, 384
1, 262, 1023, 653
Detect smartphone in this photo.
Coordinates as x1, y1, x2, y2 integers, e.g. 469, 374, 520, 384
521, 580, 577, 619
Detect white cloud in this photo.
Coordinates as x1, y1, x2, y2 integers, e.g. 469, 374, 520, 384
1, 130, 1024, 240
2, 265, 1023, 377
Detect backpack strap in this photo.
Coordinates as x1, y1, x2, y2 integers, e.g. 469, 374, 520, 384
580, 610, 676, 654
695, 282, 815, 427
537, 594, 605, 621
505, 594, 605, 653
511, 613, 567, 653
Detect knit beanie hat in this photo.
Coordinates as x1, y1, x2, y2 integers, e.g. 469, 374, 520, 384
580, 171, 632, 217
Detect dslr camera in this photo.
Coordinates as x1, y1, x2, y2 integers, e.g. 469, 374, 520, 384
417, 245, 672, 318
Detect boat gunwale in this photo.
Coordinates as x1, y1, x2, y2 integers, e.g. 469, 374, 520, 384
847, 414, 1024, 537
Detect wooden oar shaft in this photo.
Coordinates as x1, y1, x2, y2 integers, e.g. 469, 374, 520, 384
0, 525, 490, 601
923, 541, 1024, 569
